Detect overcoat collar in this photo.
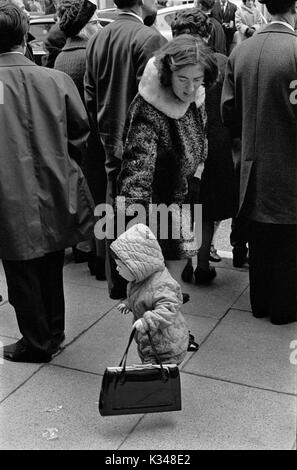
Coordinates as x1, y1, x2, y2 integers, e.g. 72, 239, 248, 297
138, 57, 205, 119
257, 22, 297, 36
0, 53, 36, 67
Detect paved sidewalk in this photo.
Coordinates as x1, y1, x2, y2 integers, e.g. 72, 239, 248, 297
0, 253, 296, 450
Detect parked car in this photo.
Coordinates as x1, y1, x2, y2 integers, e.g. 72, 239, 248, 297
29, 13, 112, 65
156, 4, 194, 40
29, 14, 55, 64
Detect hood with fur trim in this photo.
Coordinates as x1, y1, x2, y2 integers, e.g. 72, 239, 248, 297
110, 224, 165, 282
138, 57, 205, 119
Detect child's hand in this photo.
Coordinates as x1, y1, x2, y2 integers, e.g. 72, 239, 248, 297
132, 319, 147, 334
117, 303, 132, 315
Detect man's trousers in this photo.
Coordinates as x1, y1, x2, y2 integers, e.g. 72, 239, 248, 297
2, 251, 65, 355
248, 222, 296, 324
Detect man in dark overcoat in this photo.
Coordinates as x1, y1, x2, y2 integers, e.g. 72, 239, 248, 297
0, 2, 95, 362
221, 0, 297, 325
84, 0, 166, 299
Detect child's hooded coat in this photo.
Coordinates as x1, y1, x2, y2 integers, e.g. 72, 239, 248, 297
111, 224, 189, 364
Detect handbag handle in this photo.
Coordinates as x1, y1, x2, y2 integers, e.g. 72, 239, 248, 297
119, 328, 167, 382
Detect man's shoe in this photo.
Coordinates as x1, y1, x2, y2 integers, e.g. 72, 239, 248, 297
232, 246, 248, 268
194, 266, 216, 284
3, 340, 52, 363
271, 314, 296, 326
72, 246, 90, 264
209, 245, 221, 263
88, 256, 106, 280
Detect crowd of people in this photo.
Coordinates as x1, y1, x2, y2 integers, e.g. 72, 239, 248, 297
0, 0, 296, 365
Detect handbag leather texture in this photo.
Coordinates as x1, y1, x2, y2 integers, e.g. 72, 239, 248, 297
99, 329, 182, 416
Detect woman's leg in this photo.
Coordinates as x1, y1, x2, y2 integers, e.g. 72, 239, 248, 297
165, 259, 188, 284
197, 219, 215, 270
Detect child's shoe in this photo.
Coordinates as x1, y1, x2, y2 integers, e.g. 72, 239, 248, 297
187, 332, 199, 352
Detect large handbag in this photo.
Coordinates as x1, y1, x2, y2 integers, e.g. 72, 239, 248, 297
99, 328, 181, 416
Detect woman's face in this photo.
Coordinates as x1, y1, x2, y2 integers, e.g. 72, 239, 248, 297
171, 63, 205, 104
245, 0, 254, 8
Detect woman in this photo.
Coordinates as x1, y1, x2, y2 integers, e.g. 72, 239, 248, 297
118, 35, 218, 286
234, 0, 265, 43
171, 9, 237, 284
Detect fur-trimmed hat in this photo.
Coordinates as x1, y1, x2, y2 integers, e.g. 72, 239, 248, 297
59, 0, 96, 37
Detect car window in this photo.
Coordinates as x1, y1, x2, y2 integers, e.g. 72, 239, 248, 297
30, 22, 53, 43
163, 12, 178, 27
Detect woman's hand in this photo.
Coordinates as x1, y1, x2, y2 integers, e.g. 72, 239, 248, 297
132, 319, 147, 333
117, 303, 132, 315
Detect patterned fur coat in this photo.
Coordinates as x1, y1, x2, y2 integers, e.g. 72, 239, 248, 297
110, 224, 189, 364
118, 58, 207, 260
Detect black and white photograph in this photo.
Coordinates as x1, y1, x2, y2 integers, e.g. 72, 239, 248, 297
0, 0, 296, 453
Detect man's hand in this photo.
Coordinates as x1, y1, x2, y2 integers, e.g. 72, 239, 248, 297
117, 303, 132, 315
132, 319, 147, 333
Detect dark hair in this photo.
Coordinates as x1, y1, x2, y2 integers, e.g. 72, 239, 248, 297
171, 8, 212, 40
199, 0, 215, 10
0, 1, 29, 53
57, 0, 73, 17
259, 0, 296, 15
113, 0, 138, 8
155, 33, 217, 88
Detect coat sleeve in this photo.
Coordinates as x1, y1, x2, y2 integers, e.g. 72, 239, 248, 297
235, 9, 249, 35
118, 101, 159, 209
221, 54, 241, 138
64, 74, 90, 166
84, 35, 98, 135
135, 34, 167, 86
141, 282, 181, 332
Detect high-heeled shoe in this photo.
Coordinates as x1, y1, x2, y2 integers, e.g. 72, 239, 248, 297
194, 266, 216, 284
209, 245, 221, 262
181, 261, 194, 283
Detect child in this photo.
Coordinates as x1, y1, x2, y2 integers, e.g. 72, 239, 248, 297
110, 223, 198, 365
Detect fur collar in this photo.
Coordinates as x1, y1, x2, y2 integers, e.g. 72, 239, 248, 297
138, 57, 205, 119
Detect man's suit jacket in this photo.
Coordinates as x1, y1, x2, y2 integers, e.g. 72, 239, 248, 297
212, 1, 237, 44
221, 23, 297, 224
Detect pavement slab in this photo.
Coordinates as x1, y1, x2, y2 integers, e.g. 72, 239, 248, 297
119, 373, 297, 450
0, 336, 42, 402
183, 309, 297, 395
0, 366, 141, 450
232, 286, 251, 312
181, 267, 249, 319
51, 308, 217, 374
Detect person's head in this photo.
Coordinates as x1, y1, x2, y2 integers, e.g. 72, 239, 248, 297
0, 1, 29, 53
58, 0, 97, 38
155, 34, 217, 103
113, 256, 136, 282
196, 0, 215, 13
114, 0, 157, 18
110, 224, 165, 283
171, 8, 212, 43
258, 0, 296, 15
243, 0, 254, 8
